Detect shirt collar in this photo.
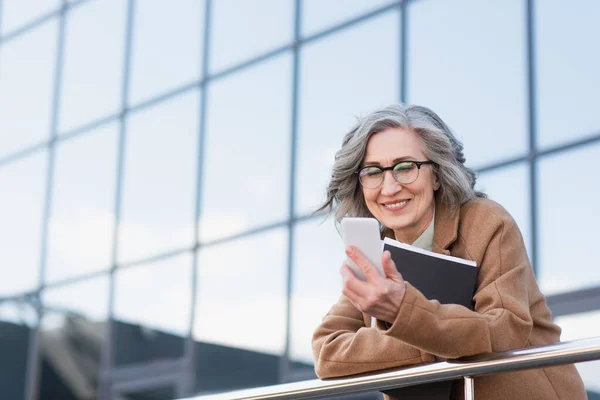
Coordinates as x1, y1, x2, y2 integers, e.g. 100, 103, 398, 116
409, 209, 435, 252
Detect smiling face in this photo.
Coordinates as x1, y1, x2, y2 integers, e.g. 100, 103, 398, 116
361, 127, 439, 244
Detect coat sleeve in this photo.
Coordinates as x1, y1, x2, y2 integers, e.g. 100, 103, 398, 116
376, 214, 537, 359
311, 294, 436, 379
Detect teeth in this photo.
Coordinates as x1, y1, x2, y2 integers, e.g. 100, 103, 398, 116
384, 200, 408, 209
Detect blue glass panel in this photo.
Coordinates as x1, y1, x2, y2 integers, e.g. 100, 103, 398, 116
535, 0, 600, 149
46, 124, 118, 283
290, 217, 344, 366
408, 0, 527, 169
1, 0, 59, 34
194, 229, 287, 355
475, 163, 531, 259
41, 276, 110, 331
40, 276, 109, 398
58, 0, 126, 133
209, 0, 294, 73
113, 253, 192, 365
193, 228, 288, 392
0, 153, 47, 295
296, 10, 400, 215
118, 91, 200, 264
538, 142, 600, 294
199, 54, 292, 242
0, 21, 57, 158
301, 0, 395, 37
129, 0, 205, 104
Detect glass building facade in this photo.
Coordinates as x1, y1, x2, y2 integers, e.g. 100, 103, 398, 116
0, 0, 599, 399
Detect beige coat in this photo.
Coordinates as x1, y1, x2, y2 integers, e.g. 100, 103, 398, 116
312, 197, 587, 399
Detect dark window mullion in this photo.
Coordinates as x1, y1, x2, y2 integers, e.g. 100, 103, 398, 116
281, 0, 302, 383
101, 0, 136, 398
25, 1, 69, 399
526, 0, 539, 275
183, 0, 213, 396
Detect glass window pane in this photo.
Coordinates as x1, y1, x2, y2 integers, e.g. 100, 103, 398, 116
290, 217, 344, 369
199, 54, 292, 242
538, 142, 600, 295
113, 253, 192, 366
193, 228, 287, 393
129, 0, 205, 105
209, 0, 293, 73
0, 299, 36, 400
301, 0, 395, 36
407, 0, 527, 169
0, 0, 59, 34
0, 153, 47, 295
58, 0, 126, 133
296, 10, 400, 215
46, 125, 118, 284
0, 21, 57, 158
39, 276, 109, 399
536, 0, 600, 149
118, 91, 199, 264
0, 299, 37, 326
555, 311, 600, 396
475, 163, 531, 258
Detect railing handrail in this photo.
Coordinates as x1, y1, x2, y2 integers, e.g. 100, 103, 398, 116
179, 336, 600, 400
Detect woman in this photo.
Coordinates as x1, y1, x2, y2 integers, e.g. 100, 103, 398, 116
312, 104, 586, 399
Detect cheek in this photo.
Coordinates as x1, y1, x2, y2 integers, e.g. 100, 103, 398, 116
363, 189, 376, 203
411, 183, 435, 206
362, 190, 379, 212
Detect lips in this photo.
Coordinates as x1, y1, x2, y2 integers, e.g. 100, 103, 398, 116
382, 199, 410, 210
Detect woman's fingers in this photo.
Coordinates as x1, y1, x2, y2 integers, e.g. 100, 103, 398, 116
340, 263, 366, 301
345, 246, 382, 283
381, 250, 404, 284
340, 251, 406, 322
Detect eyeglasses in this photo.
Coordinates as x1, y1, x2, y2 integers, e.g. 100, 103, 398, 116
356, 160, 435, 189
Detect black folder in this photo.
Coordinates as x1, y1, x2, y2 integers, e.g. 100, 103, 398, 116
381, 237, 478, 400
383, 238, 478, 308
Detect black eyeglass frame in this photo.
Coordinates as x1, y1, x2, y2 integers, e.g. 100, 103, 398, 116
355, 160, 435, 188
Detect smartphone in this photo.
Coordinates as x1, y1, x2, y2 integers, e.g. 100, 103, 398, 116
341, 217, 384, 281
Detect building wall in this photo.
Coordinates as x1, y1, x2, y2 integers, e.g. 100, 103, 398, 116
0, 0, 599, 398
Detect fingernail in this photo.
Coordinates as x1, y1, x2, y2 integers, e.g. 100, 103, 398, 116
345, 247, 354, 256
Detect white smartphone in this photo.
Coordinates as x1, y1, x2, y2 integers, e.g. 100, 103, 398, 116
341, 217, 384, 281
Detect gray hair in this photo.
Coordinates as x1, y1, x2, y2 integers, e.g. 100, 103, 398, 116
317, 104, 486, 225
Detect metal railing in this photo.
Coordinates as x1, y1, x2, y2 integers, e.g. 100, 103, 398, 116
181, 336, 600, 400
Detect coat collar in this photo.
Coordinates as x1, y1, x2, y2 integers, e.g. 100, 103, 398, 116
432, 197, 460, 255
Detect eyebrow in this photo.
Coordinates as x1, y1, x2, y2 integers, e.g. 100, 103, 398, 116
361, 156, 416, 167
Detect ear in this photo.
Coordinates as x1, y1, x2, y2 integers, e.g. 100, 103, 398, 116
432, 174, 440, 191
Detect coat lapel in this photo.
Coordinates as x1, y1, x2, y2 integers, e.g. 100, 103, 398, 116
432, 198, 460, 256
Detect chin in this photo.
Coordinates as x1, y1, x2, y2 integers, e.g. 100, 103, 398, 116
388, 225, 411, 233
381, 218, 412, 232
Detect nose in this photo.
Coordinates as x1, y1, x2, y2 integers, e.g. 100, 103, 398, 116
380, 170, 402, 196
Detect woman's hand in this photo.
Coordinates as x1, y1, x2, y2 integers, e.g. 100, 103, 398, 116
340, 246, 406, 324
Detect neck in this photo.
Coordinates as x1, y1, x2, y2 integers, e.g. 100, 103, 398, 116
393, 206, 434, 244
